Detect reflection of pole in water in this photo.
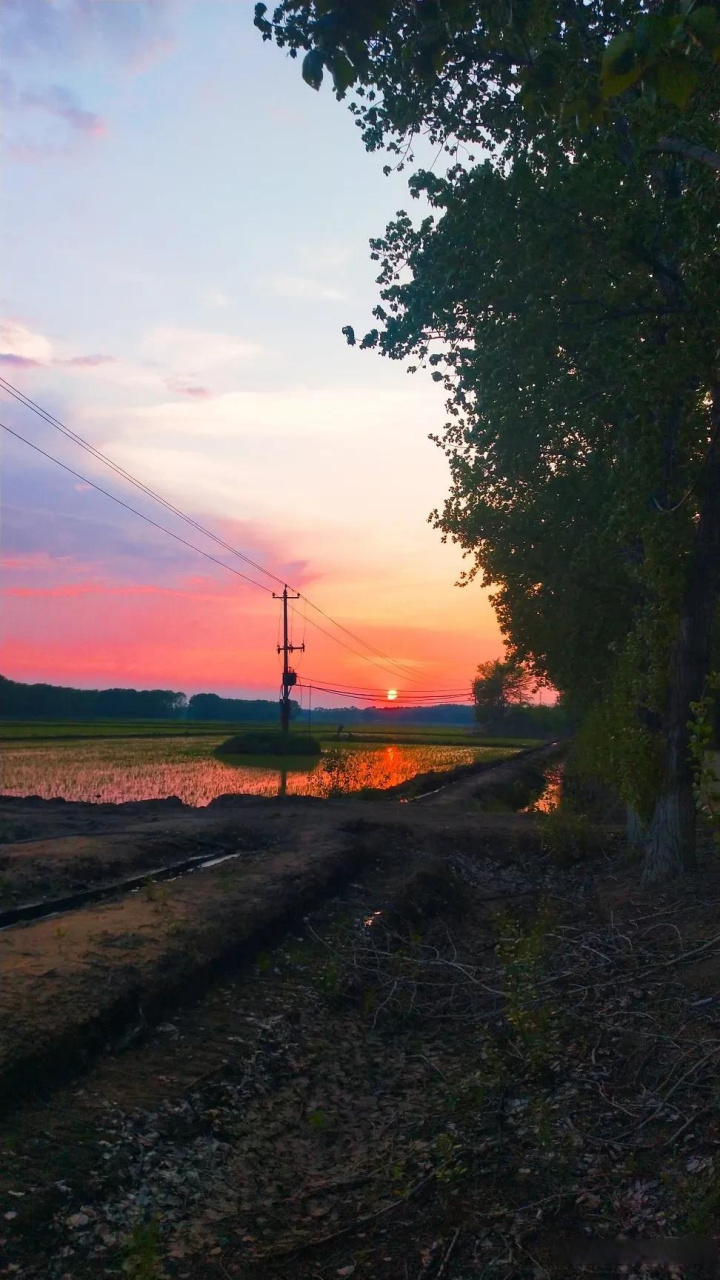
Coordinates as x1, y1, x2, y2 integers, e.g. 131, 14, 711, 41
279, 766, 288, 797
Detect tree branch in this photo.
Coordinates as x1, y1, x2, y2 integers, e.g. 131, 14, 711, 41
653, 137, 720, 173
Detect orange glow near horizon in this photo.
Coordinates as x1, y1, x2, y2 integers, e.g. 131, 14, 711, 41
0, 560, 502, 702
1, 511, 503, 702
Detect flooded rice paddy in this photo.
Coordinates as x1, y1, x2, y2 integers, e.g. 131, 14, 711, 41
0, 736, 515, 807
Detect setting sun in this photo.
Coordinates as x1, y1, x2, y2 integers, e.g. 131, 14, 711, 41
387, 689, 398, 701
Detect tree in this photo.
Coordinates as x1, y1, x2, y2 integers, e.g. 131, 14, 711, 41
472, 658, 533, 730
258, 0, 720, 883
255, 2, 720, 165
187, 693, 299, 722
361, 149, 718, 848
0, 676, 187, 719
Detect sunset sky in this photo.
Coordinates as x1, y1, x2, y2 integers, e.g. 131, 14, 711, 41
0, 0, 502, 704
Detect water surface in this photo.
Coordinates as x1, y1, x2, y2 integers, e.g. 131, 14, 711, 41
1, 736, 514, 806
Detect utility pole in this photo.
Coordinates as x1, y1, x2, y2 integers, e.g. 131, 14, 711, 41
273, 585, 304, 735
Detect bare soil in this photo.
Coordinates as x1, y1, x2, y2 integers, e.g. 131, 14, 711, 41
2, 812, 720, 1280
12, 743, 691, 1280
0, 804, 543, 1103
0, 750, 559, 1103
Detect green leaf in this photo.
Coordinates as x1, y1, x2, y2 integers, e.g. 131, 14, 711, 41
602, 30, 636, 78
331, 51, 356, 95
601, 31, 643, 98
635, 14, 682, 56
655, 55, 698, 107
602, 62, 644, 98
686, 5, 720, 49
302, 48, 324, 90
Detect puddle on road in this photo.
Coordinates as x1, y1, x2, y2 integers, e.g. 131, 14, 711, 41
363, 910, 384, 928
521, 765, 564, 814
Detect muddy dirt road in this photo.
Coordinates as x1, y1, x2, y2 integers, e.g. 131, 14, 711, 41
2, 739, 717, 1280
0, 747, 560, 1102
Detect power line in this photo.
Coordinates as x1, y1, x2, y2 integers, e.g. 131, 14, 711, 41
297, 595, 419, 682
300, 679, 471, 698
0, 375, 421, 684
3, 421, 472, 704
293, 614, 423, 683
298, 682, 472, 703
301, 676, 470, 692
0, 376, 286, 588
0, 422, 273, 594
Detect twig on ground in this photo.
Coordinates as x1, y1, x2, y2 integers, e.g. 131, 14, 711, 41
661, 1104, 714, 1150
259, 1168, 438, 1261
436, 1226, 461, 1278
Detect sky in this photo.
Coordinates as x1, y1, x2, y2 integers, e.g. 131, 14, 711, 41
0, 0, 502, 705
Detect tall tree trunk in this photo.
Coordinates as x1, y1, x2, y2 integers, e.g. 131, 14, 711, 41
643, 405, 720, 885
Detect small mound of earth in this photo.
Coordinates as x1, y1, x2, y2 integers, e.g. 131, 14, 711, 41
216, 730, 321, 756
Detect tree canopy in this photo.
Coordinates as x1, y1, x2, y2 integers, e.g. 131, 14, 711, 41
472, 657, 534, 730
258, 0, 720, 882
0, 675, 187, 720
255, 1, 720, 162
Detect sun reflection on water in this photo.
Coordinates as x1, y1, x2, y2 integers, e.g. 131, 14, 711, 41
522, 766, 564, 814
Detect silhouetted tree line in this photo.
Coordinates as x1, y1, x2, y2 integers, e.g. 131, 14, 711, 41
0, 675, 186, 720
303, 702, 571, 735
186, 693, 299, 722
0, 676, 299, 723
0, 673, 572, 734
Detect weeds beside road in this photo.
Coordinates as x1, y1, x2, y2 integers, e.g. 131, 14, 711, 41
2, 803, 720, 1279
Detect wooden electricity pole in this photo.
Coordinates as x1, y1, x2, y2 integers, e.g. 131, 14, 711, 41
273, 585, 304, 735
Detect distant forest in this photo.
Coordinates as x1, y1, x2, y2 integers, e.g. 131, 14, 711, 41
302, 702, 569, 735
0, 674, 568, 735
0, 676, 285, 723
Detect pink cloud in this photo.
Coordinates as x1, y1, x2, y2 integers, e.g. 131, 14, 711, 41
2, 575, 261, 602
57, 354, 115, 368
165, 377, 213, 400
3, 1, 178, 77
1, 74, 106, 147
4, 584, 107, 599
0, 352, 41, 368
18, 84, 106, 137
0, 323, 116, 369
179, 385, 212, 400
0, 552, 60, 572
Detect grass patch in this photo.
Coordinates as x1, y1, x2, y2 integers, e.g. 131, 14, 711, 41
0, 719, 544, 749
538, 804, 602, 866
